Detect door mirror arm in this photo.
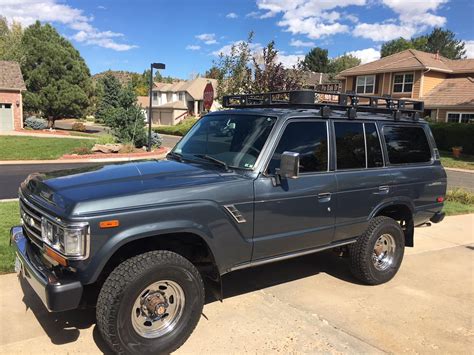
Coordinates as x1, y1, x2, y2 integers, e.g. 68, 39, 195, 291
272, 151, 300, 186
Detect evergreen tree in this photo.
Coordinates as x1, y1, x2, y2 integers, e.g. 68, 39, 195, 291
302, 47, 329, 73
21, 22, 92, 127
96, 72, 122, 123
0, 16, 24, 64
328, 54, 361, 74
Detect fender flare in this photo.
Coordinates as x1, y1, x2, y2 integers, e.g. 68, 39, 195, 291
369, 197, 415, 220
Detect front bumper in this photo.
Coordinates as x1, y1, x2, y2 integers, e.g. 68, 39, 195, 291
10, 226, 83, 312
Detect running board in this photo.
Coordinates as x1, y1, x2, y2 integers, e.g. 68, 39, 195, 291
227, 238, 357, 273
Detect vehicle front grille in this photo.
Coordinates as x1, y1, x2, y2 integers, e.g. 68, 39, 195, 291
19, 197, 44, 248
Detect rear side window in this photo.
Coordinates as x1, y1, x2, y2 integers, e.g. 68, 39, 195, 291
383, 125, 432, 164
268, 121, 328, 174
335, 122, 365, 169
365, 123, 384, 168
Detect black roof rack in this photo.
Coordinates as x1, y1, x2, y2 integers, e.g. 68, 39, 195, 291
222, 90, 424, 121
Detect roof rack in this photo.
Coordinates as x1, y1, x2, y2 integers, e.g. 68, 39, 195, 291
222, 90, 424, 121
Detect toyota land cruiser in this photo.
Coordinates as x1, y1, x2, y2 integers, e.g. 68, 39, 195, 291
11, 90, 446, 354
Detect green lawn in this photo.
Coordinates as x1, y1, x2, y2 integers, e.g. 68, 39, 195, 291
0, 201, 20, 274
153, 118, 198, 136
440, 151, 474, 170
0, 136, 95, 160
0, 193, 472, 273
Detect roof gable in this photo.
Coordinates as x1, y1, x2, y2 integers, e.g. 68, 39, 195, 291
0, 61, 26, 90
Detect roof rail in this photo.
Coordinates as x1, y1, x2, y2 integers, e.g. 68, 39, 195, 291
222, 90, 424, 120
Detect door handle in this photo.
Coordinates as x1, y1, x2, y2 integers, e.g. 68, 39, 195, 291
375, 186, 390, 194
317, 192, 332, 202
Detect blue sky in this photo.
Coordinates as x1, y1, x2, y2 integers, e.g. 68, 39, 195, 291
2, 0, 474, 78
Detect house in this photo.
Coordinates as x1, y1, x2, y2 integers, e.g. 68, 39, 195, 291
0, 61, 26, 132
336, 49, 474, 123
150, 77, 218, 125
302, 71, 340, 92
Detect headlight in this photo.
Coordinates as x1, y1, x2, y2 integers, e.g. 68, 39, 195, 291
41, 217, 89, 258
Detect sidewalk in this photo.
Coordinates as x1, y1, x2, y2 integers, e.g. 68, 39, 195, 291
0, 130, 95, 139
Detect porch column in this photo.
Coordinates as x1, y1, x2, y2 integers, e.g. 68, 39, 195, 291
194, 100, 199, 116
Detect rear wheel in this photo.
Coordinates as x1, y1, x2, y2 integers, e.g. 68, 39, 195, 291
349, 216, 405, 285
96, 250, 204, 354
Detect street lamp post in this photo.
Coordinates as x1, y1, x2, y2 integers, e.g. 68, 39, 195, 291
148, 62, 166, 152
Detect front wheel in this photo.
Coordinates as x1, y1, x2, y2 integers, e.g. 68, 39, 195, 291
349, 216, 405, 285
96, 250, 205, 354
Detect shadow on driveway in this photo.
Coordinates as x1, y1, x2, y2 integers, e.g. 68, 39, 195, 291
19, 249, 359, 352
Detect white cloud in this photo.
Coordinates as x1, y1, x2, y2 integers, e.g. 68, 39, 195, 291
0, 0, 136, 51
290, 39, 315, 47
344, 14, 359, 23
97, 5, 106, 10
465, 40, 474, 58
277, 54, 304, 68
256, 0, 366, 39
212, 40, 263, 56
245, 11, 261, 18
347, 47, 380, 64
226, 12, 238, 19
195, 33, 217, 45
185, 44, 201, 50
354, 0, 447, 41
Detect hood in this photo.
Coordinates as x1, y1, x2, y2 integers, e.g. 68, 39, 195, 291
22, 160, 244, 216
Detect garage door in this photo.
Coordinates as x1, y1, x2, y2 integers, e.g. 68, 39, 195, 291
0, 103, 13, 132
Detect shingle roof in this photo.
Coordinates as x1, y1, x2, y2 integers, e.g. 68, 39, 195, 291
337, 49, 474, 77
157, 101, 188, 109
153, 77, 217, 100
0, 61, 26, 90
423, 77, 474, 108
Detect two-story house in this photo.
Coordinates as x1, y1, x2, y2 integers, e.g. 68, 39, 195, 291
337, 49, 474, 123
148, 77, 217, 125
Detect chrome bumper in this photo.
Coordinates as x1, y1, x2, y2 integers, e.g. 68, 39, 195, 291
10, 226, 83, 312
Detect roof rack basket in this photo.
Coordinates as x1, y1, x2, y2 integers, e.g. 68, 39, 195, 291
222, 90, 424, 121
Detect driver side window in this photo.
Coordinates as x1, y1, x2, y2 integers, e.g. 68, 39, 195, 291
268, 121, 328, 174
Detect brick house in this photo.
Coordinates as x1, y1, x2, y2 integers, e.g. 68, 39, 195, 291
336, 49, 474, 123
0, 61, 26, 132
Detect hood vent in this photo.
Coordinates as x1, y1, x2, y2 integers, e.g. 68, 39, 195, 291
224, 205, 247, 223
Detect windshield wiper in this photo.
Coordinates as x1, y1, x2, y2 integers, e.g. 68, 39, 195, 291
193, 154, 230, 171
167, 151, 183, 162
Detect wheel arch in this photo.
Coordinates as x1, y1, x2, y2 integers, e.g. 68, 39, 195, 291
371, 201, 415, 247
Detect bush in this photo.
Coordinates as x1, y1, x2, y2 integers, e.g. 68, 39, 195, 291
430, 123, 474, 155
446, 188, 474, 205
150, 132, 162, 148
24, 116, 47, 130
153, 118, 198, 136
85, 115, 95, 122
71, 146, 92, 155
120, 143, 136, 153
96, 134, 116, 145
72, 122, 86, 132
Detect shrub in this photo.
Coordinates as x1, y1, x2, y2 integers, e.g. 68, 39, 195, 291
429, 123, 474, 155
24, 116, 47, 130
71, 146, 92, 155
153, 118, 198, 136
446, 188, 474, 205
150, 132, 162, 148
96, 134, 116, 145
120, 143, 136, 153
85, 115, 95, 122
72, 122, 86, 132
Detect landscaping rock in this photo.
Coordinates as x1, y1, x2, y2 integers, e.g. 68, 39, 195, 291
91, 143, 123, 154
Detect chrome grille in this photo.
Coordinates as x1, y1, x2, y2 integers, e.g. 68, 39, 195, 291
19, 198, 43, 246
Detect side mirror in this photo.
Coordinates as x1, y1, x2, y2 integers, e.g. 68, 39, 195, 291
276, 151, 300, 180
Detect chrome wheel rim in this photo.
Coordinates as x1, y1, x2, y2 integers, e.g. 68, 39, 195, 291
372, 234, 396, 271
131, 280, 185, 338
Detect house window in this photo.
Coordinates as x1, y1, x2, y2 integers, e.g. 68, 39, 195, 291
152, 92, 158, 100
393, 73, 414, 93
356, 75, 375, 94
447, 112, 474, 123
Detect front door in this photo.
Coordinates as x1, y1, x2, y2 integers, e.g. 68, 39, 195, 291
253, 119, 336, 260
0, 103, 13, 132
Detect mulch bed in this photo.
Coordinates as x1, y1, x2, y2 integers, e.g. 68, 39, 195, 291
60, 147, 168, 160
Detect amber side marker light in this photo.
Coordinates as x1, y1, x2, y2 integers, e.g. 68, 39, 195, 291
45, 246, 68, 267
100, 220, 120, 229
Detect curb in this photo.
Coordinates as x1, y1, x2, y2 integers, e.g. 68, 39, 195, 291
0, 152, 168, 165
0, 198, 18, 203
444, 167, 474, 174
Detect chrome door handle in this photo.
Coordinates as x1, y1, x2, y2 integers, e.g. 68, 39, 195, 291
317, 192, 332, 202
375, 186, 390, 194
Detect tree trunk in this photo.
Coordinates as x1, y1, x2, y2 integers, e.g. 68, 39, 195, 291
47, 116, 55, 129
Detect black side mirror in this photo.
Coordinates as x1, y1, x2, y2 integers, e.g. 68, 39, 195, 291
275, 151, 299, 184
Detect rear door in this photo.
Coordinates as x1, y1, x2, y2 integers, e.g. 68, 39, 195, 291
333, 121, 392, 241
253, 119, 337, 260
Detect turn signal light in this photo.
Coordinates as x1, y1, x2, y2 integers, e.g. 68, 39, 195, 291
45, 246, 67, 266
100, 220, 120, 229
436, 197, 444, 203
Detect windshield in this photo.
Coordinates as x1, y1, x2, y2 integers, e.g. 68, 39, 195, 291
173, 114, 276, 169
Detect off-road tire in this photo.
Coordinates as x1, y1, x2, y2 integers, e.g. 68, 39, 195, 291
349, 216, 405, 285
96, 250, 205, 354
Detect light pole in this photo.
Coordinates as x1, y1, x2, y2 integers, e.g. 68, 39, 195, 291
148, 62, 166, 152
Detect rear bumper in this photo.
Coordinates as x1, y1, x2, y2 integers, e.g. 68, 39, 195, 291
430, 211, 445, 224
10, 226, 83, 312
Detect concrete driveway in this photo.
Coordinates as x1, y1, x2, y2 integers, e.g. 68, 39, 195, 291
0, 214, 472, 354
